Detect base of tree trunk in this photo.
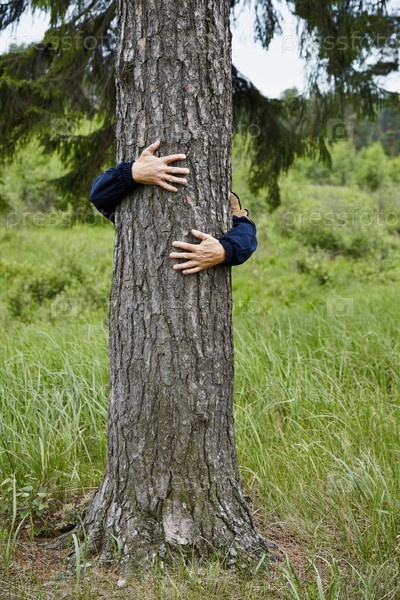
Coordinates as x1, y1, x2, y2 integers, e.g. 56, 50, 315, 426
49, 485, 277, 572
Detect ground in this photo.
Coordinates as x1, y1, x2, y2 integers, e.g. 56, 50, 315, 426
0, 496, 339, 600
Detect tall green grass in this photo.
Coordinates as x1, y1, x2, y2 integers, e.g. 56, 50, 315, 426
234, 286, 400, 597
0, 219, 114, 504
0, 323, 109, 493
2, 285, 399, 596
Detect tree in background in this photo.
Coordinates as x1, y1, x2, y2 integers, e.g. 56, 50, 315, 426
0, 0, 398, 210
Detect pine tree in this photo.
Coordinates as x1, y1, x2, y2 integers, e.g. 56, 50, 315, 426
0, 1, 398, 207
53, 0, 274, 567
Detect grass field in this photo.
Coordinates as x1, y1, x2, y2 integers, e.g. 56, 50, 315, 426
1, 175, 400, 598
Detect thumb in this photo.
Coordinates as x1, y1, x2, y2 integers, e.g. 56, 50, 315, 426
143, 140, 160, 155
191, 229, 209, 241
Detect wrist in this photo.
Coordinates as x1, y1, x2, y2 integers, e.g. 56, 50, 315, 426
131, 161, 146, 184
131, 161, 139, 183
233, 208, 249, 218
217, 242, 226, 264
121, 161, 137, 187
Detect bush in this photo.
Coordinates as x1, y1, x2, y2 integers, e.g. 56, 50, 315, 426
296, 222, 344, 255
387, 156, 400, 185
356, 143, 389, 191
296, 250, 331, 284
329, 140, 357, 187
7, 268, 71, 319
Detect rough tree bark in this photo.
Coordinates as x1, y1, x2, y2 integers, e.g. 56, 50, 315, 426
81, 0, 271, 569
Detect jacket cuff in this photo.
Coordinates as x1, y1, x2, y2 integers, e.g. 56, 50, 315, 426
121, 161, 136, 187
232, 214, 255, 226
219, 239, 234, 266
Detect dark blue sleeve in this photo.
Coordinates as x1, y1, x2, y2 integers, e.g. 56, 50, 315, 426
219, 216, 257, 266
89, 161, 138, 222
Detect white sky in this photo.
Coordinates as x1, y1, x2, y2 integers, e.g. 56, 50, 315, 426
231, 2, 306, 97
0, 3, 398, 98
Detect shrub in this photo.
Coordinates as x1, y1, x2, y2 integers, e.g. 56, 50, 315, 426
329, 140, 357, 187
296, 250, 331, 284
7, 266, 71, 319
356, 143, 389, 191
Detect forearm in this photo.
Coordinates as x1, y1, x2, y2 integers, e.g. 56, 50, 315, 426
89, 141, 189, 222
219, 216, 257, 266
89, 162, 137, 222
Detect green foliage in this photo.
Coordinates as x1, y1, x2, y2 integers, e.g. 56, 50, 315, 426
329, 141, 356, 187
353, 107, 400, 157
233, 284, 400, 597
296, 250, 331, 285
0, 222, 113, 321
7, 267, 69, 319
290, 138, 400, 195
355, 142, 389, 191
0, 1, 115, 203
2, 476, 27, 572
387, 154, 400, 185
233, 68, 317, 209
0, 476, 55, 519
0, 322, 110, 491
0, 1, 399, 211
0, 141, 63, 212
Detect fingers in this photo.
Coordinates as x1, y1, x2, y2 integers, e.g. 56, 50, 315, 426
162, 153, 187, 164
170, 253, 193, 262
167, 175, 188, 185
172, 260, 197, 271
190, 229, 209, 241
166, 166, 190, 175
159, 173, 188, 192
182, 266, 203, 275
172, 260, 204, 274
170, 252, 187, 259
143, 140, 161, 155
136, 142, 189, 192
171, 232, 211, 248
170, 234, 225, 275
158, 181, 178, 193
171, 241, 197, 251
141, 141, 186, 164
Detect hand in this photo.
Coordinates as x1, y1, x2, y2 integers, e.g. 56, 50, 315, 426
170, 229, 226, 275
131, 140, 189, 192
231, 192, 249, 218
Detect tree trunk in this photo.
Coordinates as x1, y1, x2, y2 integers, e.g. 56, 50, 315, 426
82, 0, 271, 569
